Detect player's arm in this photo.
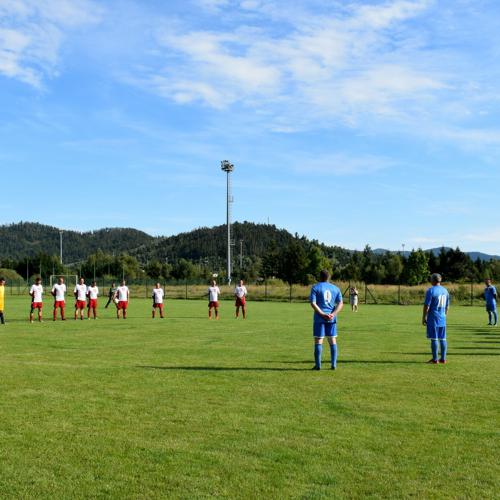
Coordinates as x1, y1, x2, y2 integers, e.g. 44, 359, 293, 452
310, 301, 331, 320
422, 304, 429, 325
332, 299, 344, 319
51, 287, 56, 297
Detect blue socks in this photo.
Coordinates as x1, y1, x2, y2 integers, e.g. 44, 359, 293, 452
493, 311, 498, 325
431, 340, 438, 361
439, 340, 447, 362
314, 344, 323, 369
488, 311, 493, 325
330, 344, 338, 368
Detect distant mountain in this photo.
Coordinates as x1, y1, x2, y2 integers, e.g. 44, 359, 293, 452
0, 222, 155, 262
373, 247, 500, 261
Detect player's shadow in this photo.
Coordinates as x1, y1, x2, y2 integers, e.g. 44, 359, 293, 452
137, 365, 311, 372
267, 359, 422, 365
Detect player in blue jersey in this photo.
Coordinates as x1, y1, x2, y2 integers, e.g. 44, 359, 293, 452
422, 273, 450, 364
484, 278, 497, 326
309, 269, 344, 370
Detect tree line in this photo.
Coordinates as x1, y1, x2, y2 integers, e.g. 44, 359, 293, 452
1, 242, 498, 285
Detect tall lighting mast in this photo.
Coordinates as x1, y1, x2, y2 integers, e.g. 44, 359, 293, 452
221, 160, 234, 285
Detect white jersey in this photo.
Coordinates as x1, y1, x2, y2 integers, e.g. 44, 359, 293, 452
87, 286, 99, 300
208, 286, 221, 302
30, 284, 43, 302
234, 285, 247, 298
116, 286, 129, 301
52, 283, 67, 301
152, 288, 164, 304
74, 284, 87, 301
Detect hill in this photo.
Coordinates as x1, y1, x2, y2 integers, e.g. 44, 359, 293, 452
373, 247, 499, 261
0, 222, 154, 263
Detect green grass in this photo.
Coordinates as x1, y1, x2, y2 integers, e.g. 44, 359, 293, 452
0, 297, 498, 499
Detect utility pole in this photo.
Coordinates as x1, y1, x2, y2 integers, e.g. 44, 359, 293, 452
239, 240, 243, 269
59, 230, 63, 265
221, 160, 234, 285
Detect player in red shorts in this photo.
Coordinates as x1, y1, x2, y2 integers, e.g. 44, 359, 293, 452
116, 280, 129, 319
208, 279, 221, 320
74, 277, 87, 320
29, 277, 44, 323
152, 282, 165, 318
234, 279, 248, 319
86, 280, 99, 319
51, 276, 67, 321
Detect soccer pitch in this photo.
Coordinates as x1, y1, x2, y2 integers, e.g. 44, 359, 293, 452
0, 298, 498, 498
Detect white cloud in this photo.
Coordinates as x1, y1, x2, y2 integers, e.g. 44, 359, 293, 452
0, 0, 102, 87
133, 0, 450, 128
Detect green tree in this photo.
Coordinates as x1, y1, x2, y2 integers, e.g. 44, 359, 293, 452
405, 249, 429, 285
277, 241, 310, 285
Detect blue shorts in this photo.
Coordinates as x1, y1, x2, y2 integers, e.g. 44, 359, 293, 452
427, 325, 446, 340
486, 303, 497, 312
313, 322, 337, 338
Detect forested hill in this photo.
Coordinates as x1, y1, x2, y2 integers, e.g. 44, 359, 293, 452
131, 222, 336, 262
0, 222, 154, 262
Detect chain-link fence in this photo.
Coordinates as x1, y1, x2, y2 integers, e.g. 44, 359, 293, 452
3, 278, 489, 306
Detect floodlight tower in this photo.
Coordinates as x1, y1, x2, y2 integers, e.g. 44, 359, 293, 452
59, 230, 63, 265
221, 160, 234, 285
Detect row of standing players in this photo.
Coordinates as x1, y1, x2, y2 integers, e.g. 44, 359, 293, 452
0, 275, 496, 369
0, 277, 249, 323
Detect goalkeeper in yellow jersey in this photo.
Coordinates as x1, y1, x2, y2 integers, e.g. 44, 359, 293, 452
0, 277, 5, 325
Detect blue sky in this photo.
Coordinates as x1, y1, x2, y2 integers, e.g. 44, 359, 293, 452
1, 0, 500, 253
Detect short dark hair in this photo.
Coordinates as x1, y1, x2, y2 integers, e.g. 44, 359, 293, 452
319, 269, 330, 281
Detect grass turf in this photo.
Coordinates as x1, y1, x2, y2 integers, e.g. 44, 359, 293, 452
0, 297, 498, 498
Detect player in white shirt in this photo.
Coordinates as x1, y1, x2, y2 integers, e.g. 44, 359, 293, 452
152, 282, 165, 319
116, 280, 130, 319
208, 279, 221, 320
51, 276, 67, 321
87, 280, 99, 319
234, 279, 248, 319
74, 277, 87, 320
29, 277, 44, 323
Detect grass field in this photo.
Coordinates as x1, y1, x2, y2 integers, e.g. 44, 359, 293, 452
0, 297, 498, 499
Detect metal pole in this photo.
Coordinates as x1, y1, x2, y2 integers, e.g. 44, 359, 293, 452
227, 170, 231, 284
59, 230, 63, 265
221, 161, 234, 285
239, 240, 243, 269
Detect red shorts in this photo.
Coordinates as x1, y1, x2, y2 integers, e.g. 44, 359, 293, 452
31, 302, 43, 310
153, 302, 164, 309
208, 301, 219, 309
235, 297, 246, 307
88, 299, 97, 308
75, 300, 86, 309
54, 301, 65, 309
117, 301, 128, 310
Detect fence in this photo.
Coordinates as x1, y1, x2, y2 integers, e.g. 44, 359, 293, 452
4, 278, 489, 306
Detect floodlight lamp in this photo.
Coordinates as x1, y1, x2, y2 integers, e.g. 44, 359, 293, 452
221, 160, 234, 172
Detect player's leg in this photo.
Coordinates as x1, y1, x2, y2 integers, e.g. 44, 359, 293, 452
38, 304, 43, 322
426, 324, 438, 363
159, 304, 164, 319
208, 303, 212, 319
438, 327, 447, 363
487, 307, 493, 325
241, 301, 246, 319
61, 303, 65, 320
0, 311, 4, 324
492, 307, 498, 326
152, 303, 155, 319
53, 304, 57, 321
313, 323, 325, 370
30, 304, 34, 323
326, 324, 338, 369
215, 305, 219, 320
123, 305, 127, 319
235, 304, 239, 318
